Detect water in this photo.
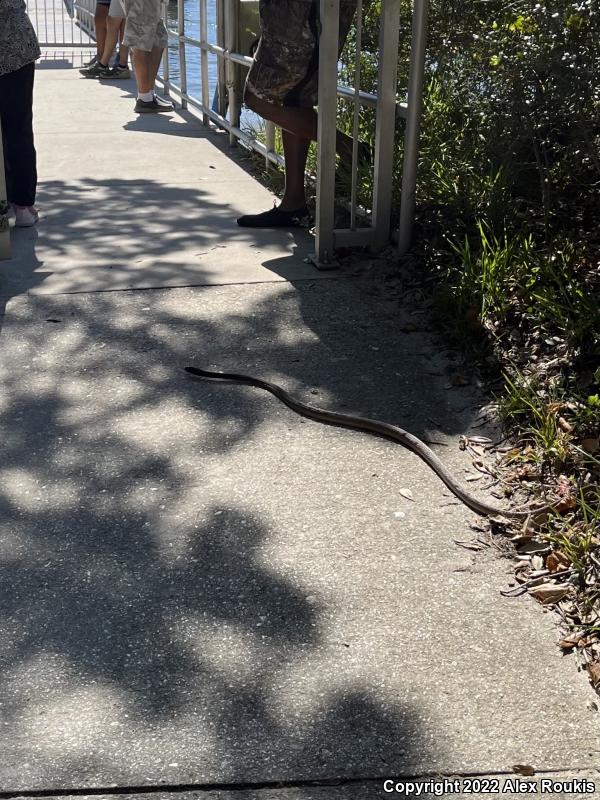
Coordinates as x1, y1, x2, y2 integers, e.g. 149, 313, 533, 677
164, 0, 220, 110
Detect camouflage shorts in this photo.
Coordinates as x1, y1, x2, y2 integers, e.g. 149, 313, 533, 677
245, 0, 356, 108
122, 0, 168, 51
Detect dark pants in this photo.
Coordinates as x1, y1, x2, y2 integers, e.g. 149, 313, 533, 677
0, 62, 37, 207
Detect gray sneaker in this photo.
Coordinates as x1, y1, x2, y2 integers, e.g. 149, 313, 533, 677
104, 65, 131, 79
134, 95, 175, 113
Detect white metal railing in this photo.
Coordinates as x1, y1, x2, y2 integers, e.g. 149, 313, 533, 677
161, 0, 428, 264
0, 119, 9, 260
25, 0, 96, 46
22, 0, 428, 261
314, 0, 429, 263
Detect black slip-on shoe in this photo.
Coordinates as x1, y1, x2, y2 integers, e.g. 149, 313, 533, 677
237, 204, 311, 228
134, 95, 175, 113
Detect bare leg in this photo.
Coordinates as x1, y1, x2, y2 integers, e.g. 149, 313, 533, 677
245, 89, 354, 162
280, 130, 310, 209
95, 3, 109, 58
118, 20, 129, 66
132, 47, 164, 93
100, 15, 123, 65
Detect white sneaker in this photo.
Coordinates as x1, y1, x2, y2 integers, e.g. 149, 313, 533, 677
14, 206, 39, 227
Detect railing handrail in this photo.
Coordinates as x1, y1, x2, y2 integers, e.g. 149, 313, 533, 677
159, 0, 427, 262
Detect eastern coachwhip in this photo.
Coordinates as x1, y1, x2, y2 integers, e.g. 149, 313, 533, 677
184, 366, 542, 520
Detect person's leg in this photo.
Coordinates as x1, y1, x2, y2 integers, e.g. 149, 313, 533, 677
81, 0, 129, 76
117, 20, 129, 67
237, 123, 311, 225
0, 63, 38, 226
0, 63, 37, 209
245, 89, 355, 163
132, 47, 161, 93
280, 130, 310, 210
237, 0, 358, 227
123, 0, 173, 110
99, 14, 122, 65
95, 2, 110, 58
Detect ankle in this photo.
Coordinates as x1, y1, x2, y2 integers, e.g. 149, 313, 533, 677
279, 198, 306, 211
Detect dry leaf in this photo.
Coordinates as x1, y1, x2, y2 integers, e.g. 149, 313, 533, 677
512, 764, 536, 777
586, 662, 600, 688
399, 488, 414, 501
531, 555, 544, 570
513, 537, 548, 554
469, 436, 492, 444
528, 583, 570, 604
557, 416, 573, 433
558, 631, 585, 649
555, 496, 577, 513
546, 551, 570, 572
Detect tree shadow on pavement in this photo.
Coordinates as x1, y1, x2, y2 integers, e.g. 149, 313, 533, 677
0, 274, 452, 792
0, 167, 497, 792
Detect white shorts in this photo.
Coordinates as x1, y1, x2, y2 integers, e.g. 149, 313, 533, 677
108, 0, 125, 18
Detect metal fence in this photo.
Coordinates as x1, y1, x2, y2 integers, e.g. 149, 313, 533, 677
0, 122, 9, 260
160, 0, 429, 265
19, 0, 428, 264
25, 0, 96, 46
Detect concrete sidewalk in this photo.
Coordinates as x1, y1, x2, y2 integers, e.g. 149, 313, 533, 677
0, 68, 598, 799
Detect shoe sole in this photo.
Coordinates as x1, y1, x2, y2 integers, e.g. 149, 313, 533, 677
135, 106, 174, 113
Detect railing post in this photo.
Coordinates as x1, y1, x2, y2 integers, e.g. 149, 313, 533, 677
398, 0, 428, 255
162, 1, 171, 93
177, 0, 188, 108
312, 0, 340, 269
349, 0, 362, 231
215, 0, 228, 116
265, 121, 276, 169
0, 118, 10, 261
199, 0, 210, 124
371, 0, 401, 249
224, 0, 240, 144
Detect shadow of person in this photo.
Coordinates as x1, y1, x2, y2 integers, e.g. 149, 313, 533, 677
0, 225, 49, 337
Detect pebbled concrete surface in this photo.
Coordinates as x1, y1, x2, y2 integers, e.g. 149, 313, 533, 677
0, 69, 318, 294
0, 283, 597, 791
15, 778, 600, 800
0, 60, 598, 797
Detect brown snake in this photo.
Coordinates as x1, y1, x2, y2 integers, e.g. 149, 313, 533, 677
185, 366, 543, 519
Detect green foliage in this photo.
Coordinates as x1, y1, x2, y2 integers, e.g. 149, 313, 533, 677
337, 0, 600, 334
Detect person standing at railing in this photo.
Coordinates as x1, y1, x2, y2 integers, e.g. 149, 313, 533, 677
0, 0, 41, 227
122, 0, 174, 113
237, 0, 360, 228
79, 0, 131, 79
92, 0, 112, 65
